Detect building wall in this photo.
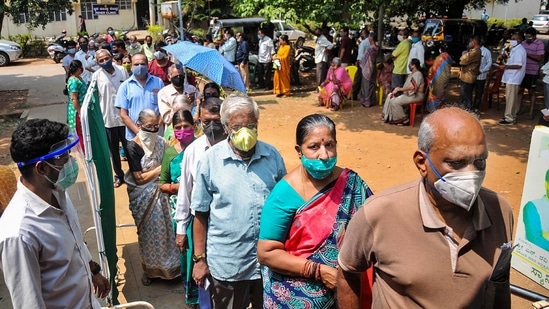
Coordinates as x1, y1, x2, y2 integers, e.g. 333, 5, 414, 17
1, 4, 137, 39
465, 1, 541, 21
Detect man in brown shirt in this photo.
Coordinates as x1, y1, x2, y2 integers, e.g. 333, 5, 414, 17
337, 107, 514, 308
459, 36, 482, 111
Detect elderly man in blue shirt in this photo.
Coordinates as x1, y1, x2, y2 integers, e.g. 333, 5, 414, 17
190, 94, 287, 308
115, 53, 164, 141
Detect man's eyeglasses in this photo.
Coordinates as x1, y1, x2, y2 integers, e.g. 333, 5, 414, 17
230, 123, 257, 132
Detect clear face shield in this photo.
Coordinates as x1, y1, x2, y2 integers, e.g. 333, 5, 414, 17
17, 134, 82, 168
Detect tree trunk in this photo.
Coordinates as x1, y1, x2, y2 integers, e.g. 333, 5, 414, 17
377, 3, 384, 50
0, 12, 4, 37
446, 1, 466, 19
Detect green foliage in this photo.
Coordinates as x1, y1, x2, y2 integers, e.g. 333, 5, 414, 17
487, 17, 505, 28
6, 33, 47, 57
147, 24, 164, 42
77, 31, 88, 38
503, 18, 522, 29
0, 0, 75, 35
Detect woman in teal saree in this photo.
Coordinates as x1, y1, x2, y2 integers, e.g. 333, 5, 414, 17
258, 114, 374, 309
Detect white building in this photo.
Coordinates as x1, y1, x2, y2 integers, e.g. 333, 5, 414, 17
1, 0, 156, 38
465, 0, 542, 22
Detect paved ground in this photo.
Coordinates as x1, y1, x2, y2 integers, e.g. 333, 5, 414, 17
1, 57, 549, 308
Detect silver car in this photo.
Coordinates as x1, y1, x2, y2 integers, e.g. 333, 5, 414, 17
0, 39, 23, 67
532, 15, 549, 34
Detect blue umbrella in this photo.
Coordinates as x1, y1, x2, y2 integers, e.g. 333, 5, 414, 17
164, 41, 246, 93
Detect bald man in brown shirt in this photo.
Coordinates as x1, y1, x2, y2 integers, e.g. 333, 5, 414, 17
337, 107, 514, 308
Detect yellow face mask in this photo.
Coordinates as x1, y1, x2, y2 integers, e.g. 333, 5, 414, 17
122, 63, 131, 72
231, 127, 258, 152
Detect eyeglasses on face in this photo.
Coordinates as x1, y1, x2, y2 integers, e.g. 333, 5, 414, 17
230, 123, 257, 132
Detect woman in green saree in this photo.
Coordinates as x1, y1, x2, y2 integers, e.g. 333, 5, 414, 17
159, 109, 197, 305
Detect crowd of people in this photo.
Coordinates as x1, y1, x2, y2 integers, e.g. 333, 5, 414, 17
312, 24, 549, 126
0, 24, 537, 309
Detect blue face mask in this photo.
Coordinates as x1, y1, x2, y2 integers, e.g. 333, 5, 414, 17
301, 155, 337, 179
99, 59, 113, 71
257, 34, 262, 40
412, 37, 420, 43
132, 64, 148, 77
67, 48, 76, 54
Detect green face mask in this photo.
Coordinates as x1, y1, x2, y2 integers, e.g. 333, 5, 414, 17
122, 63, 131, 72
44, 156, 79, 189
230, 127, 258, 152
301, 155, 337, 179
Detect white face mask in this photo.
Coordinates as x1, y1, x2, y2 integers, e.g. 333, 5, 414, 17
138, 129, 158, 157
509, 40, 518, 47
426, 153, 485, 211
433, 170, 486, 211
397, 35, 404, 42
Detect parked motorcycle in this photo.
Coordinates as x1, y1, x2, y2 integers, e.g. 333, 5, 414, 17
47, 33, 68, 63
294, 46, 314, 72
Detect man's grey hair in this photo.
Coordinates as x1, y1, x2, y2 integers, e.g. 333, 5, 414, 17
220, 94, 259, 126
168, 64, 184, 77
95, 49, 112, 58
417, 118, 435, 152
137, 109, 158, 124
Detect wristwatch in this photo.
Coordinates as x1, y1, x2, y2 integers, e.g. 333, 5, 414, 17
192, 253, 206, 263
90, 261, 101, 276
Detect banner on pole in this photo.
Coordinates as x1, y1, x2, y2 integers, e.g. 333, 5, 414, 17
512, 126, 549, 290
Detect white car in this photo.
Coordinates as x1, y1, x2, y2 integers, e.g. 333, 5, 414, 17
271, 19, 306, 48
0, 39, 23, 67
532, 15, 549, 34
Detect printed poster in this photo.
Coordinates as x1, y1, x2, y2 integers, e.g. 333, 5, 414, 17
512, 126, 549, 290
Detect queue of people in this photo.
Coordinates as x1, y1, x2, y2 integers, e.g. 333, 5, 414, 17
0, 101, 515, 309
0, 24, 532, 309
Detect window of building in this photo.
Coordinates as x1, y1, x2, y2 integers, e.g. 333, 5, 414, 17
81, 0, 99, 20
49, 11, 68, 22
116, 0, 132, 10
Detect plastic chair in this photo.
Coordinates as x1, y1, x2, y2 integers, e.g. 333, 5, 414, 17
344, 65, 358, 107
408, 83, 427, 127
481, 66, 504, 112
409, 101, 425, 127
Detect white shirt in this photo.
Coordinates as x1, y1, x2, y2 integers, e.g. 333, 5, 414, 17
157, 83, 201, 125
502, 44, 527, 85
357, 37, 371, 62
220, 36, 237, 63
314, 34, 333, 64
75, 50, 92, 83
93, 65, 128, 128
541, 61, 549, 84
407, 40, 425, 73
174, 135, 213, 234
258, 36, 275, 64
477, 46, 493, 81
0, 181, 101, 309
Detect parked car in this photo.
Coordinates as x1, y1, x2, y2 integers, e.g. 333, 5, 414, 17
0, 39, 23, 67
271, 19, 306, 48
532, 15, 549, 34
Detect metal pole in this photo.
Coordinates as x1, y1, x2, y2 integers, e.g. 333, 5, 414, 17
177, 0, 184, 40
510, 284, 549, 302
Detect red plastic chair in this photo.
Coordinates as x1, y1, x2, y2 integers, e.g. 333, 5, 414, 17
481, 67, 504, 112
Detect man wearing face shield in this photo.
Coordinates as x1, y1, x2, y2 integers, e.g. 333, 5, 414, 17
148, 41, 174, 86
0, 119, 110, 308
337, 107, 513, 308
158, 64, 202, 130
190, 95, 286, 308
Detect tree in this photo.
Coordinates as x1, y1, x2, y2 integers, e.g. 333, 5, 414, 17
0, 0, 75, 36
